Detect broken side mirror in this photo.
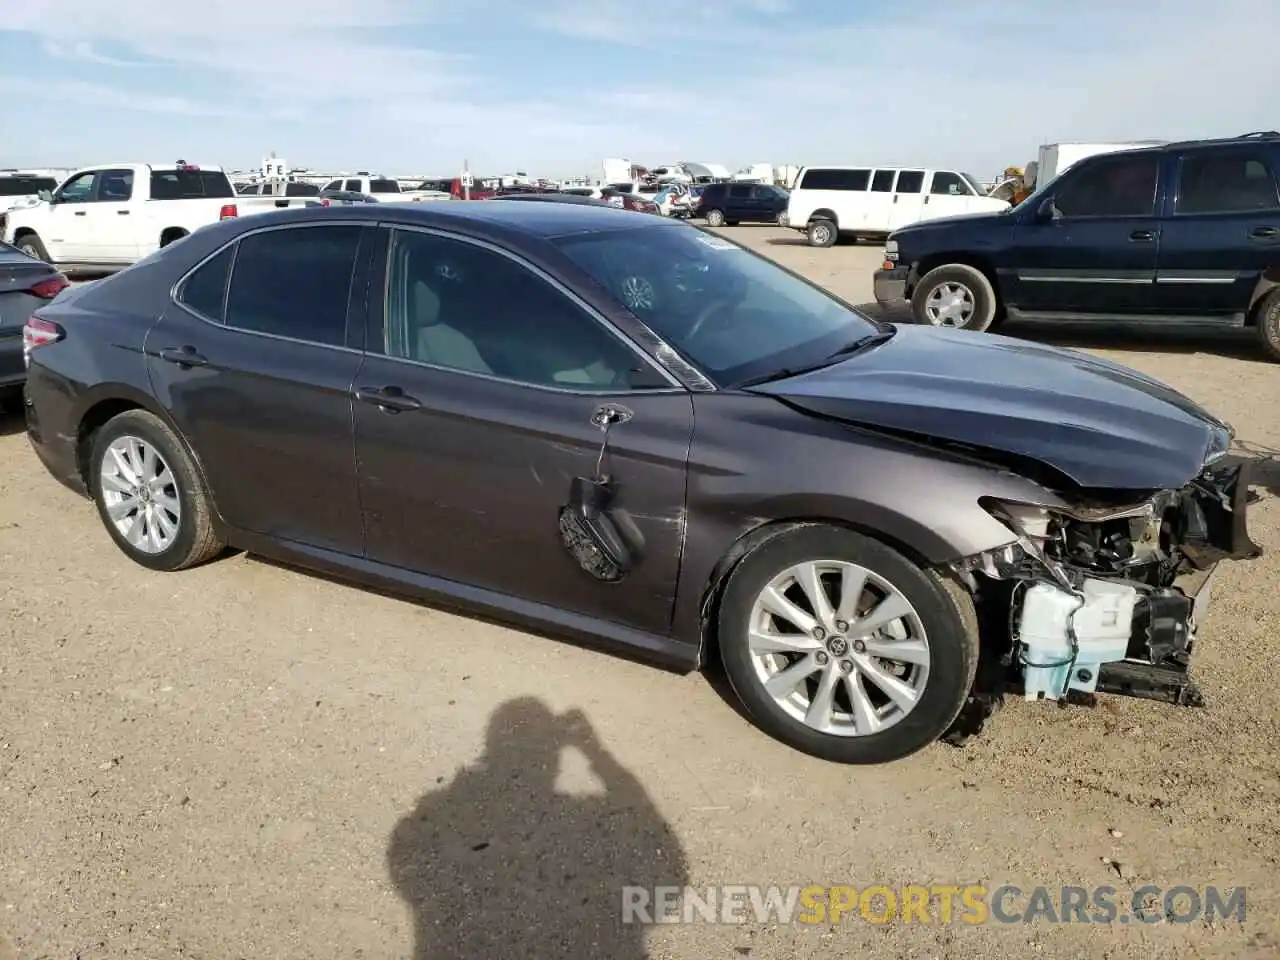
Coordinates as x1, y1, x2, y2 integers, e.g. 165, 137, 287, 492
558, 403, 646, 581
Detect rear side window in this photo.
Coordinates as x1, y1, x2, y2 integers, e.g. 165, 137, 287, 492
870, 170, 895, 192
729, 185, 751, 198
150, 170, 235, 200
344, 179, 362, 192
225, 225, 363, 347
369, 179, 400, 194
1175, 151, 1280, 215
178, 246, 234, 321
285, 182, 320, 196
895, 171, 925, 193
799, 169, 869, 191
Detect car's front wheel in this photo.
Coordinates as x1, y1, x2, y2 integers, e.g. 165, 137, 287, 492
717, 524, 978, 764
89, 409, 225, 571
911, 264, 998, 332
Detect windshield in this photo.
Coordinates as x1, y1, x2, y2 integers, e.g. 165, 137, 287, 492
369, 179, 401, 194
553, 225, 879, 386
961, 173, 986, 197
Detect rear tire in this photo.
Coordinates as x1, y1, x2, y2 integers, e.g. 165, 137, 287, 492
16, 234, 50, 262
1254, 289, 1280, 362
716, 524, 978, 764
88, 410, 225, 572
911, 264, 998, 332
807, 219, 837, 247
704, 209, 726, 227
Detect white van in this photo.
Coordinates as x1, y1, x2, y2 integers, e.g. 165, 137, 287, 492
783, 166, 1010, 247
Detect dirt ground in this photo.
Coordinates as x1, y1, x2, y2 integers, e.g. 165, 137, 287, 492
2, 226, 1279, 960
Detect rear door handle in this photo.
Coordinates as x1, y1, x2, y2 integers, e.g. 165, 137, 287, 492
1249, 226, 1279, 240
355, 385, 422, 413
158, 346, 208, 368
1129, 230, 1156, 242
73, 211, 87, 217
117, 210, 130, 215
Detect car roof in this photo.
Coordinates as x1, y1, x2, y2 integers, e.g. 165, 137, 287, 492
230, 197, 680, 240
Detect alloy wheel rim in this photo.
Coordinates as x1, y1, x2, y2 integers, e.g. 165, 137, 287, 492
100, 435, 182, 554
747, 560, 930, 737
924, 282, 975, 326
813, 224, 832, 244
620, 275, 655, 311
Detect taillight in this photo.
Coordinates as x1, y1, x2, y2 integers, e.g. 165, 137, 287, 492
22, 316, 63, 367
28, 274, 70, 299
321, 198, 331, 207
218, 204, 238, 220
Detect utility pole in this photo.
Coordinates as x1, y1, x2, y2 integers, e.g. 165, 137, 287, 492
462, 158, 472, 200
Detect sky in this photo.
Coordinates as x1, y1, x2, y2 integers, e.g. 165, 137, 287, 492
1, 0, 1277, 181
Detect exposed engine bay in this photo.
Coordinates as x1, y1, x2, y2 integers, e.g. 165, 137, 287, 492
948, 459, 1262, 739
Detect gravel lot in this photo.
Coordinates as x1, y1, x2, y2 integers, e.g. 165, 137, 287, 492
3, 226, 1279, 959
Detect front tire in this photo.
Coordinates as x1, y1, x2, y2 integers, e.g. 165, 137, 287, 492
704, 209, 726, 227
911, 264, 998, 332
89, 410, 225, 571
716, 524, 978, 764
16, 234, 50, 262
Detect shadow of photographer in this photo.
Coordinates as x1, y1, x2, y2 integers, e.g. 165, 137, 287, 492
388, 697, 689, 959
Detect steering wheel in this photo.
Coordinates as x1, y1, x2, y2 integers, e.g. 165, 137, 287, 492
685, 296, 735, 342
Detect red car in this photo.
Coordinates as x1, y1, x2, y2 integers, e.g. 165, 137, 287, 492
600, 187, 660, 215
415, 178, 496, 200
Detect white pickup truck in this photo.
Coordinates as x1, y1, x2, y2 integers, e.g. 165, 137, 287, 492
318, 174, 450, 203
1, 162, 282, 272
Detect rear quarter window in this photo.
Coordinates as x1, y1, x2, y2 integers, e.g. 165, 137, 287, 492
369, 179, 401, 194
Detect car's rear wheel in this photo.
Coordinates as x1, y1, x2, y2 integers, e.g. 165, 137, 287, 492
1253, 289, 1280, 362
16, 234, 50, 262
704, 209, 726, 227
807, 219, 836, 247
89, 410, 224, 572
717, 524, 978, 764
911, 264, 998, 332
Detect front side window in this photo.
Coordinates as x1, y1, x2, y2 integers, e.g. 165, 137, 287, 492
56, 172, 97, 203
555, 224, 879, 386
930, 171, 970, 196
1175, 151, 1280, 215
383, 229, 661, 391
225, 225, 362, 346
1055, 155, 1159, 218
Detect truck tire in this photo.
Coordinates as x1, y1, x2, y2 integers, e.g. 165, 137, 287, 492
807, 219, 837, 248
911, 264, 998, 332
16, 234, 50, 262
1255, 289, 1280, 362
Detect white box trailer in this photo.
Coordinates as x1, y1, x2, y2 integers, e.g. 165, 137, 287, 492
1029, 141, 1165, 189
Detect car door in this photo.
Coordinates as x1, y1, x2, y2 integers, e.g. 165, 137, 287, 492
44, 171, 99, 261
726, 184, 753, 221
146, 220, 375, 554
351, 225, 694, 638
887, 170, 926, 230
922, 171, 973, 224
1006, 151, 1162, 314
88, 168, 139, 262
863, 169, 895, 231
1154, 147, 1280, 319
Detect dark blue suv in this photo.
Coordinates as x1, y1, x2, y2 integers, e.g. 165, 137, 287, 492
697, 182, 789, 227
873, 133, 1280, 360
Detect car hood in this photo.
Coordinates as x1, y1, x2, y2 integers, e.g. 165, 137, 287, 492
748, 325, 1229, 490
891, 211, 1007, 238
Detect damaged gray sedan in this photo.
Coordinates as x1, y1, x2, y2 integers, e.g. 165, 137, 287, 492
21, 202, 1262, 764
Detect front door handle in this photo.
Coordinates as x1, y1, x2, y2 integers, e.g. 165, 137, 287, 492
1129, 230, 1156, 242
355, 385, 422, 413
158, 346, 208, 368
117, 210, 130, 215
591, 403, 633, 428
1249, 226, 1278, 240
73, 211, 87, 217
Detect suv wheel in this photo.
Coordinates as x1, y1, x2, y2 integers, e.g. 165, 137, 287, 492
716, 524, 978, 764
807, 219, 836, 247
17, 234, 50, 262
704, 209, 726, 227
911, 264, 998, 332
1254, 289, 1280, 362
89, 410, 225, 571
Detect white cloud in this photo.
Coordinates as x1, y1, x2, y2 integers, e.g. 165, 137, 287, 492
0, 0, 1277, 177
